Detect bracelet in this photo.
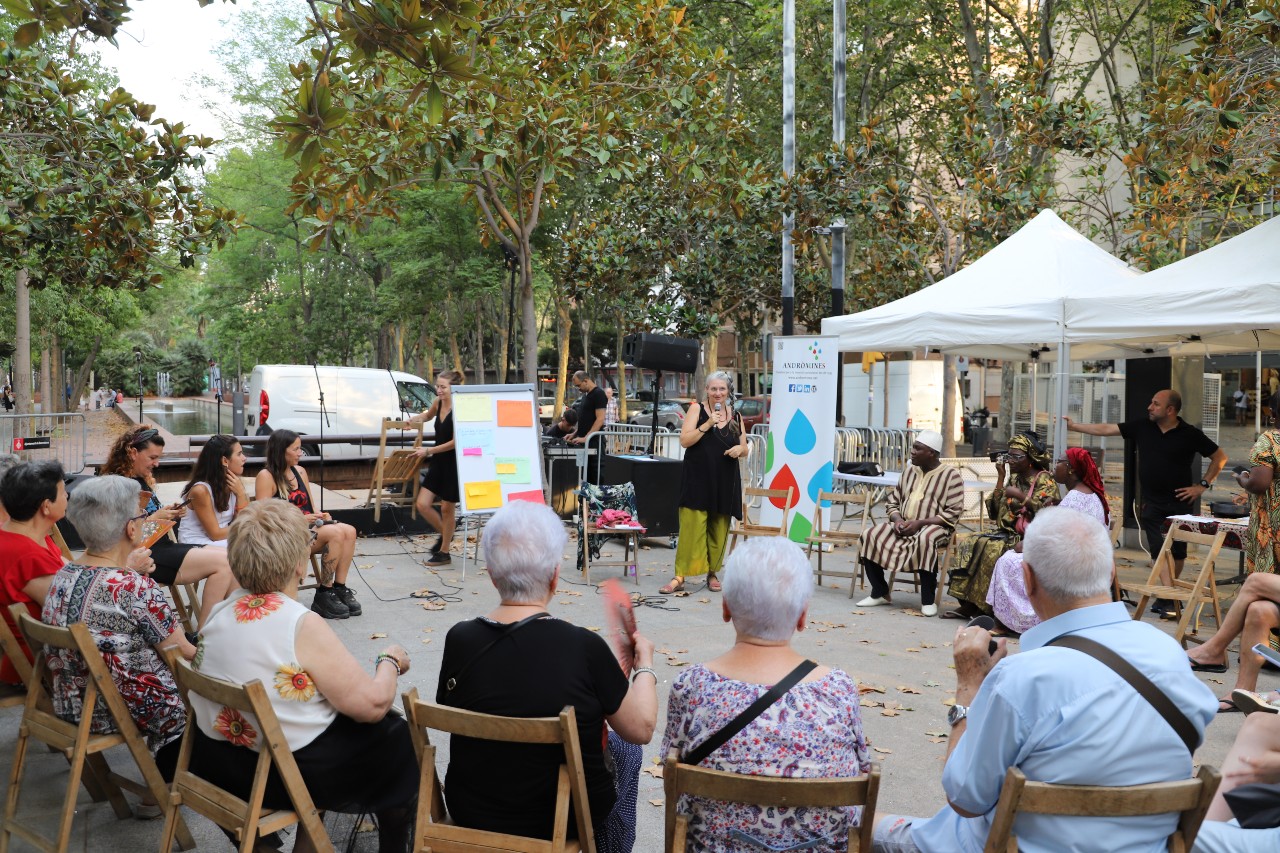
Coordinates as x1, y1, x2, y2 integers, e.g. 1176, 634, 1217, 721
631, 666, 657, 684
375, 653, 402, 677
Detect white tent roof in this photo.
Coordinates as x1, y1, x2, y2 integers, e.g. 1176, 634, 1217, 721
1066, 214, 1280, 354
820, 210, 1139, 359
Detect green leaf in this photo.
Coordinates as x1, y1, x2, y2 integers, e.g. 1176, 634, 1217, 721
15, 21, 41, 47
426, 82, 444, 125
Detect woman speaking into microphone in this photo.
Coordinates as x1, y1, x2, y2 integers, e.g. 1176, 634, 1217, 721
660, 372, 749, 595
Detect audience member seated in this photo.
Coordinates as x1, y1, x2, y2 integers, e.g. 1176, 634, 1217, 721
946, 431, 1057, 620
1187, 569, 1280, 713
871, 507, 1217, 853
102, 426, 235, 628
177, 434, 249, 547
43, 476, 194, 783
255, 429, 360, 620
986, 448, 1108, 635
663, 536, 872, 851
1, 459, 67, 686
856, 430, 963, 617
544, 408, 579, 440
1194, 713, 1280, 852
437, 500, 658, 852
0, 452, 20, 520
188, 501, 417, 853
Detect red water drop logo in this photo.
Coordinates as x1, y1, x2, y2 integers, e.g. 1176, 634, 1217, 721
768, 465, 800, 508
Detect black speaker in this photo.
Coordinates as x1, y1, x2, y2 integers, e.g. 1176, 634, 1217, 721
621, 333, 700, 373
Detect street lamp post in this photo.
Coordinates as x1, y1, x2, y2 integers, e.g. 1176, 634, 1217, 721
133, 347, 144, 423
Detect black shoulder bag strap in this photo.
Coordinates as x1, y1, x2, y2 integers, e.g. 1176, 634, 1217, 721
682, 659, 818, 766
1047, 634, 1201, 754
443, 613, 551, 698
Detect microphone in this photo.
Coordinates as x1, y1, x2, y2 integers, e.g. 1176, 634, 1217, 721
966, 615, 1000, 655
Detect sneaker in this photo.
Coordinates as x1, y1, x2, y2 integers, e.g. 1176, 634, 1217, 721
1231, 689, 1280, 715
311, 587, 350, 619
921, 604, 938, 617
856, 596, 891, 607
426, 553, 452, 567
333, 584, 362, 617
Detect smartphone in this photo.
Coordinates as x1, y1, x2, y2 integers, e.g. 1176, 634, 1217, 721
1234, 465, 1250, 475
169, 498, 192, 510
1252, 643, 1280, 669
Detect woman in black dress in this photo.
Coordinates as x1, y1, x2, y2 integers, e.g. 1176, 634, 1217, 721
660, 372, 749, 594
411, 370, 462, 567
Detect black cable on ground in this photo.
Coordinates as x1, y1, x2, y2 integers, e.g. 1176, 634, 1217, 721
344, 504, 465, 605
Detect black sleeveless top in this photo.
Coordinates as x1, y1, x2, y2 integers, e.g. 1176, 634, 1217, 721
677, 405, 743, 519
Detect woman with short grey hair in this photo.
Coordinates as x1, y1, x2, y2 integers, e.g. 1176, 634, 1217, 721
437, 500, 658, 852
42, 475, 194, 792
662, 537, 871, 852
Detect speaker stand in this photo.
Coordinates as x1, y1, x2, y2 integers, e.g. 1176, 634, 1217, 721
646, 369, 663, 458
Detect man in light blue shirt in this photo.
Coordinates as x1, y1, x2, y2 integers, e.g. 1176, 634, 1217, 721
873, 506, 1218, 853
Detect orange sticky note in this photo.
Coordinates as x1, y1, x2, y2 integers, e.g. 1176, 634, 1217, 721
496, 399, 534, 428
465, 480, 503, 510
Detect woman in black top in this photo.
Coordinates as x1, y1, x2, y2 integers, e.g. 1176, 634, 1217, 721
410, 370, 462, 567
660, 372, 750, 594
254, 429, 360, 620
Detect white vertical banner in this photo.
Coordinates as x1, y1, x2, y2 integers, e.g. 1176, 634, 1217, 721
760, 336, 839, 542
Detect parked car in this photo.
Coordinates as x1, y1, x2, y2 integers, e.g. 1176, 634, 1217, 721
538, 396, 557, 424
627, 399, 689, 430
735, 395, 770, 431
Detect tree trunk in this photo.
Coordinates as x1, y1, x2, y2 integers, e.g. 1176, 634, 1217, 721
555, 299, 572, 415
579, 302, 592, 380
14, 270, 32, 416
40, 346, 53, 416
70, 337, 102, 412
999, 362, 1017, 443
520, 241, 538, 383
474, 313, 485, 385
941, 354, 958, 456
615, 323, 628, 421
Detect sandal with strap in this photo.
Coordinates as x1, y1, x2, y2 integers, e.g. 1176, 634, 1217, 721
707, 575, 722, 592
659, 578, 685, 595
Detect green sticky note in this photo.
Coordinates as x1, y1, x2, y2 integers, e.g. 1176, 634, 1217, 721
494, 456, 532, 484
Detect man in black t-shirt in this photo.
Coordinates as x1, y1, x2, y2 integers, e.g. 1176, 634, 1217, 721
1066, 388, 1228, 614
568, 370, 607, 445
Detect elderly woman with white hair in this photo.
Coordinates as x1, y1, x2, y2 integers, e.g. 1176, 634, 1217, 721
662, 536, 872, 852
42, 475, 193, 786
437, 500, 658, 852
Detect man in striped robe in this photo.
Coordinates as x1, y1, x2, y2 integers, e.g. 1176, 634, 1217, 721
856, 430, 964, 617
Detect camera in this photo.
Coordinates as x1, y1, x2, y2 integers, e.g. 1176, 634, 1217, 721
989, 451, 1008, 464
1233, 465, 1250, 475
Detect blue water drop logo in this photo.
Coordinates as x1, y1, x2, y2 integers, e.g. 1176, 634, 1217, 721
784, 410, 817, 455
808, 461, 833, 503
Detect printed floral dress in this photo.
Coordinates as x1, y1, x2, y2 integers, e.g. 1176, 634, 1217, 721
1247, 431, 1280, 575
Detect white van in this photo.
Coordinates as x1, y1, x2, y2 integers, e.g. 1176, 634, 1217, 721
247, 365, 435, 457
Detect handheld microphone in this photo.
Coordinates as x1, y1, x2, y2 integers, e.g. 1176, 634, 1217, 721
966, 615, 1000, 655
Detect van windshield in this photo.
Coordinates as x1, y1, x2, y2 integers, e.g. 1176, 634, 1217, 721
397, 381, 435, 412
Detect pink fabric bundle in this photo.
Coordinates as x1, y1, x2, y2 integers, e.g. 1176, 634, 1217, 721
596, 508, 638, 527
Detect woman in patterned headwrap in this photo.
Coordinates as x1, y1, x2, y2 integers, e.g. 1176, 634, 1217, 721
944, 431, 1058, 619
986, 448, 1109, 634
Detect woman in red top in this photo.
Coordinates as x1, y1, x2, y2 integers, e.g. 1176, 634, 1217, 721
0, 459, 68, 685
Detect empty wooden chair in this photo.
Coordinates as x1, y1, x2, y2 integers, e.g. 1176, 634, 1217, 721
982, 764, 1220, 853
365, 418, 426, 522
727, 486, 795, 554
1121, 526, 1228, 647
663, 747, 881, 852
806, 491, 872, 598
1, 611, 195, 852
158, 656, 333, 853
402, 687, 596, 853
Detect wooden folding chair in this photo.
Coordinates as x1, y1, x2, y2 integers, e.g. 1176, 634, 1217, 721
366, 417, 426, 523
1121, 526, 1228, 647
982, 764, 1220, 853
0, 605, 34, 710
806, 491, 872, 598
727, 486, 796, 554
1, 611, 195, 853
580, 492, 641, 586
158, 656, 334, 853
663, 748, 881, 852
878, 529, 958, 602
50, 524, 75, 561
402, 687, 596, 853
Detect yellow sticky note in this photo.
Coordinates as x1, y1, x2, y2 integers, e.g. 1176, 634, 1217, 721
496, 399, 534, 427
454, 394, 492, 421
495, 462, 517, 474
465, 480, 502, 510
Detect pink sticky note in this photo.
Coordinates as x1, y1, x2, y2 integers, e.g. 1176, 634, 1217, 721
462, 447, 482, 457
508, 489, 545, 505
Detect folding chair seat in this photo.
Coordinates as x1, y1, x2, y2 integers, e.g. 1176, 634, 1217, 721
579, 486, 641, 585
982, 765, 1220, 853
1121, 526, 1228, 647
1, 611, 195, 853
158, 656, 333, 853
576, 481, 639, 581
663, 748, 881, 852
402, 687, 596, 853
365, 417, 425, 522
806, 491, 871, 598
727, 486, 795, 554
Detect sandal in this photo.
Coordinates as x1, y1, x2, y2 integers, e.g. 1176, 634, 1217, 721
707, 575, 722, 592
659, 578, 685, 595
1218, 696, 1241, 714
1188, 654, 1229, 673
940, 609, 970, 620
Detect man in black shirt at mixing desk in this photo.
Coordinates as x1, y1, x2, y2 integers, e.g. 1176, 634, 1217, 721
1065, 388, 1228, 616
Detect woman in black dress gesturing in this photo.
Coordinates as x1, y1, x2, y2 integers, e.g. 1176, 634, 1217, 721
411, 370, 463, 566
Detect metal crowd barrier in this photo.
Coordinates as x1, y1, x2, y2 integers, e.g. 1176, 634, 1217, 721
0, 412, 88, 474
578, 423, 679, 484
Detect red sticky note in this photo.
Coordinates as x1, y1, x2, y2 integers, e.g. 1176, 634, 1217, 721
496, 399, 534, 427
507, 489, 545, 505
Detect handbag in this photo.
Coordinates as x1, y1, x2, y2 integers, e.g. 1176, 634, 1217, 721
681, 660, 818, 766
1224, 782, 1280, 828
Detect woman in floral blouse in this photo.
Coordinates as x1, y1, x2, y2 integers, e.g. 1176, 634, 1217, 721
43, 475, 194, 791
662, 537, 872, 852
187, 500, 417, 853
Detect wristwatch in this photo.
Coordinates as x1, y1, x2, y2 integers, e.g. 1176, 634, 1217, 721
1199, 479, 1210, 489
947, 703, 969, 727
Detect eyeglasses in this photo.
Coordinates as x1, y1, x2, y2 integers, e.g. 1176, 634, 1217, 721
1006, 452, 1028, 461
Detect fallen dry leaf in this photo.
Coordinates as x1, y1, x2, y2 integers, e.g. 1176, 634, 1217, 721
558, 589, 583, 597
697, 597, 711, 604
873, 747, 893, 755
642, 765, 664, 779
356, 819, 376, 833
357, 564, 374, 570
859, 639, 877, 644
901, 608, 924, 617
942, 697, 956, 706
665, 659, 690, 667
924, 680, 941, 687
921, 642, 938, 649
897, 686, 921, 694
852, 610, 867, 615
649, 799, 664, 807
925, 730, 948, 738
587, 626, 602, 632
369, 633, 387, 640
881, 707, 900, 717
905, 647, 921, 653
929, 737, 948, 744
421, 639, 432, 644
420, 601, 445, 611
674, 591, 691, 598
859, 698, 882, 708
859, 684, 887, 695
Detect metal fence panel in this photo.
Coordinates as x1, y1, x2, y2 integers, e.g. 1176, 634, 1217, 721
0, 412, 88, 474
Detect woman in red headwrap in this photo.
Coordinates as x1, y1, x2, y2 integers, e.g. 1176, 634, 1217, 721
986, 448, 1109, 634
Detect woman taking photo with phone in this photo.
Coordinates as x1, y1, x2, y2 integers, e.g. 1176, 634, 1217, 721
660, 372, 749, 595
177, 435, 248, 547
